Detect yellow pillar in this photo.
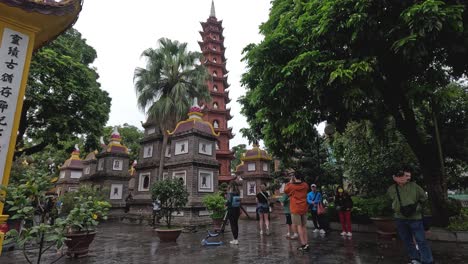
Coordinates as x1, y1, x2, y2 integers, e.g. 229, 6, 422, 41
0, 19, 36, 256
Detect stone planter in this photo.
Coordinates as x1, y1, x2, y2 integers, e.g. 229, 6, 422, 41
370, 217, 396, 237
64, 231, 96, 258
155, 228, 182, 242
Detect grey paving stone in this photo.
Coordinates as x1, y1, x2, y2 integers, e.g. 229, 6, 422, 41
1, 219, 467, 264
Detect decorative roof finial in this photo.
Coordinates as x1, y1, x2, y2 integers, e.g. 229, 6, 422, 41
210, 0, 216, 17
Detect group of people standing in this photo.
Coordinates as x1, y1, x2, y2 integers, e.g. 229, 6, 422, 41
223, 167, 433, 264
279, 172, 353, 251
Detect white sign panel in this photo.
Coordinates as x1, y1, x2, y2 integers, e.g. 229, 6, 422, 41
0, 28, 29, 184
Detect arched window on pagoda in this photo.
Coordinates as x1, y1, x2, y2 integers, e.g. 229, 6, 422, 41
212, 71, 217, 77
213, 85, 218, 91
213, 58, 217, 63
213, 120, 219, 129
213, 102, 218, 109
212, 46, 217, 51
216, 140, 220, 150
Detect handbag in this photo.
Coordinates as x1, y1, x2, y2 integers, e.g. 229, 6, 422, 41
317, 202, 326, 215
395, 185, 417, 217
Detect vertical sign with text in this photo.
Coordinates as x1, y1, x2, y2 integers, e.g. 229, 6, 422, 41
0, 28, 29, 183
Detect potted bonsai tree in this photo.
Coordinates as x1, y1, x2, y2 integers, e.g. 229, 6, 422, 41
202, 192, 226, 230
60, 193, 111, 258
151, 178, 189, 242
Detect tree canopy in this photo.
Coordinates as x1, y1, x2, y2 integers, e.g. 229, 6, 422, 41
240, 0, 468, 226
134, 38, 210, 178
16, 28, 111, 157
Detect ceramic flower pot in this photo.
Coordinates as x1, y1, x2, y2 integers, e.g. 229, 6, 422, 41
155, 228, 182, 242
64, 231, 97, 258
371, 217, 397, 237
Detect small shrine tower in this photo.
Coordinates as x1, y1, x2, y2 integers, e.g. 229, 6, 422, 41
235, 144, 273, 216
199, 1, 234, 182
80, 127, 131, 209
166, 100, 220, 225
56, 145, 83, 195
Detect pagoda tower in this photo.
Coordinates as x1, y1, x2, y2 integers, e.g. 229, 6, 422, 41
199, 1, 234, 182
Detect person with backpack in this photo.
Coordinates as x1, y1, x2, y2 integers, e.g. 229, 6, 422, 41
387, 169, 433, 264
256, 184, 270, 235
307, 184, 326, 234
226, 181, 241, 245
334, 186, 353, 237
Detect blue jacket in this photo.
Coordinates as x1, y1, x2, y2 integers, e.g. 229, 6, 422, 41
307, 191, 322, 211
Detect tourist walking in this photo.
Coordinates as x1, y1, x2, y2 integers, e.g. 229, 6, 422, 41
387, 169, 433, 264
226, 181, 241, 245
256, 184, 270, 235
334, 186, 353, 237
307, 184, 326, 234
284, 172, 309, 251
278, 178, 298, 240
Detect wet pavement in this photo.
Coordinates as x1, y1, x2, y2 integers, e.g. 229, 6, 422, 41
1, 219, 467, 263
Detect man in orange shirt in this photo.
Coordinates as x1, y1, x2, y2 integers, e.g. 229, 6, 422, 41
284, 172, 310, 251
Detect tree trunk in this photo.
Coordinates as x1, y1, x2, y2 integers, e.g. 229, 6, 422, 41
418, 151, 449, 227
389, 97, 449, 226
158, 132, 168, 180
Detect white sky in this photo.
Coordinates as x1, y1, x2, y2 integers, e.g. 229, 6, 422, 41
73, 0, 273, 147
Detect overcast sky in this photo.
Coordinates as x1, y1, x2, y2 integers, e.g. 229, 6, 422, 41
73, 0, 272, 147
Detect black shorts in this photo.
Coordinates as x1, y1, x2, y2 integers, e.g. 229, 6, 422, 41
285, 213, 292, 225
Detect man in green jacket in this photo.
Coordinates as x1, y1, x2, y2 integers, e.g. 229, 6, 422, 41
387, 169, 433, 264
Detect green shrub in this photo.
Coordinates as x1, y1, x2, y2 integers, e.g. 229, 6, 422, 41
60, 185, 108, 215
354, 195, 393, 217
448, 208, 468, 231
447, 198, 462, 217
202, 192, 226, 219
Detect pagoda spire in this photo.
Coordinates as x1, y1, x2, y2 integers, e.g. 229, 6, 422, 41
210, 0, 216, 18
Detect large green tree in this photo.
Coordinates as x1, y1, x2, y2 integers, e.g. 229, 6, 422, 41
241, 0, 468, 226
16, 28, 111, 157
134, 38, 210, 179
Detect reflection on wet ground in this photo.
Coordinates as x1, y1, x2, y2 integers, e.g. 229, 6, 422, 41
1, 219, 467, 263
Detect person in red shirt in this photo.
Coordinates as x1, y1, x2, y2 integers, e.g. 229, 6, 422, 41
284, 172, 310, 251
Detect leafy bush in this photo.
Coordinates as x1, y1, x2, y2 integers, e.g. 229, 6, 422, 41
151, 179, 189, 229
354, 195, 393, 217
448, 208, 468, 231
60, 195, 110, 232
59, 185, 108, 215
202, 192, 226, 219
447, 198, 462, 217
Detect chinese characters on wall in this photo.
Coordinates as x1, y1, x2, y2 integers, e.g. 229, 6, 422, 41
0, 28, 29, 184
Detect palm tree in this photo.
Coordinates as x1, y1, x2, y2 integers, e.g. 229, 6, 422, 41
134, 38, 210, 179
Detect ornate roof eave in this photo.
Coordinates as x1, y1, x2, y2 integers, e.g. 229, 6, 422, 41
167, 117, 220, 137
0, 0, 83, 50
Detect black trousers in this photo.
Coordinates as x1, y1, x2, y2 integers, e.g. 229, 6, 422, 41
228, 207, 240, 239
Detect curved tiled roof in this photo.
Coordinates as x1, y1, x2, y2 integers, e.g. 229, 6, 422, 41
60, 149, 83, 170
241, 145, 272, 161
0, 0, 81, 15
168, 110, 219, 137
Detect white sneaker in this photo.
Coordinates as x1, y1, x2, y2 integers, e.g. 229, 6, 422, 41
346, 232, 352, 237
319, 229, 326, 234
313, 229, 320, 233
409, 260, 421, 264
340, 231, 346, 236
260, 230, 263, 235
290, 233, 298, 240
285, 232, 290, 238
229, 239, 239, 245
